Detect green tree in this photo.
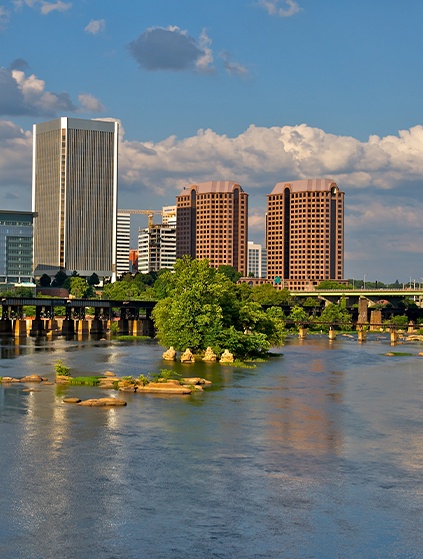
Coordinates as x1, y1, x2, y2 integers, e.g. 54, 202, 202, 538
51, 270, 68, 287
69, 277, 92, 299
152, 257, 285, 357
287, 305, 308, 330
39, 273, 51, 287
250, 283, 292, 306
87, 272, 100, 287
318, 301, 351, 331
217, 265, 242, 283
316, 280, 352, 290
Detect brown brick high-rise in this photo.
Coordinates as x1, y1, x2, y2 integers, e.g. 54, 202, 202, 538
176, 180, 248, 275
266, 179, 344, 290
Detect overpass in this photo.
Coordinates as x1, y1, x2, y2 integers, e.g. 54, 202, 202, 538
290, 289, 423, 307
0, 297, 157, 337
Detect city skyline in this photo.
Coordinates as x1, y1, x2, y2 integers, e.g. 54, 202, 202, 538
1, 1, 423, 282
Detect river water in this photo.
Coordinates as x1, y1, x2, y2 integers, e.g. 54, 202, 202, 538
0, 334, 422, 559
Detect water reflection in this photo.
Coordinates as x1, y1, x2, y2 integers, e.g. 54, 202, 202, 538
1, 336, 423, 558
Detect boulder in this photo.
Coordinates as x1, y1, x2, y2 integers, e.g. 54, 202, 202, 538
137, 382, 191, 394
63, 397, 82, 404
78, 398, 127, 407
203, 347, 217, 362
180, 348, 195, 363
104, 371, 116, 377
220, 349, 234, 363
162, 346, 177, 361
21, 374, 43, 383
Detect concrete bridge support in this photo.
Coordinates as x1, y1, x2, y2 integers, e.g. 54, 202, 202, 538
298, 327, 308, 339
390, 328, 398, 344
30, 319, 46, 337
61, 318, 75, 335
328, 328, 337, 341
13, 319, 27, 337
77, 319, 90, 335
0, 319, 13, 334
357, 329, 367, 343
90, 317, 104, 336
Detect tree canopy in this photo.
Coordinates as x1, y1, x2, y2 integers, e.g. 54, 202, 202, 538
152, 257, 285, 357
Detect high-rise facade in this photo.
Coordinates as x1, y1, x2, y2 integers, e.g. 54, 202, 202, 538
116, 212, 131, 277
0, 210, 34, 284
138, 207, 177, 273
247, 241, 267, 278
176, 180, 248, 274
266, 179, 344, 290
32, 117, 118, 279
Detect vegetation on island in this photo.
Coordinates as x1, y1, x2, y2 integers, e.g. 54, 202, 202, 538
152, 257, 286, 358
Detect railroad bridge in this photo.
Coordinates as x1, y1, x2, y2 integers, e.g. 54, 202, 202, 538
0, 297, 157, 337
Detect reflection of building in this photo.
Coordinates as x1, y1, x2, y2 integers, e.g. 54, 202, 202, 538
116, 212, 130, 276
0, 210, 34, 284
247, 241, 267, 278
176, 180, 248, 274
266, 179, 344, 291
138, 207, 176, 273
32, 117, 118, 280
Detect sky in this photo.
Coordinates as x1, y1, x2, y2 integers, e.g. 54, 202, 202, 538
1, 0, 423, 283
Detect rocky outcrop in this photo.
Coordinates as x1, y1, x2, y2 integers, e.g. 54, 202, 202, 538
180, 348, 195, 363
203, 347, 217, 362
1, 375, 48, 384
162, 347, 177, 361
220, 349, 234, 363
78, 397, 127, 407
137, 382, 191, 394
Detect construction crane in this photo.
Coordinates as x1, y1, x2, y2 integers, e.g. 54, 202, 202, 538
118, 209, 162, 229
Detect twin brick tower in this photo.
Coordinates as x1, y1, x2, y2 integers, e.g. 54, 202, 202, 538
32, 117, 344, 290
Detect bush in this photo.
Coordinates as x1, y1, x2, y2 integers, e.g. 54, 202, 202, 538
55, 360, 70, 376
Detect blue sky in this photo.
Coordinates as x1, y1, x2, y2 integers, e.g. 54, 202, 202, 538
1, 0, 423, 282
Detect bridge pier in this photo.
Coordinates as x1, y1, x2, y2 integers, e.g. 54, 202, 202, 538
118, 319, 130, 335
90, 317, 103, 336
390, 328, 398, 344
76, 319, 90, 335
61, 318, 75, 335
0, 319, 13, 334
13, 319, 27, 337
357, 328, 367, 343
328, 327, 337, 341
298, 327, 308, 339
30, 319, 46, 337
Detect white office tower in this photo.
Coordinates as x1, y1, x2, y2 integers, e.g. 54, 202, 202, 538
116, 212, 131, 277
247, 241, 267, 278
32, 117, 118, 280
138, 207, 176, 273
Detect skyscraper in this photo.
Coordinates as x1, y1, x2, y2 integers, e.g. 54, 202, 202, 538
176, 180, 248, 274
247, 241, 267, 279
0, 210, 34, 284
266, 179, 344, 290
116, 211, 131, 277
32, 117, 118, 280
138, 206, 177, 273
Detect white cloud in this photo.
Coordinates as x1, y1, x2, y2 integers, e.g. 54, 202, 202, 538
259, 0, 302, 17
78, 93, 105, 112
3, 118, 423, 280
0, 66, 104, 116
117, 123, 423, 197
195, 29, 214, 73
84, 18, 106, 35
14, 0, 71, 14
220, 51, 250, 77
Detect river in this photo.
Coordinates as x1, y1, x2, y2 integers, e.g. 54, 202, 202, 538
0, 334, 422, 559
